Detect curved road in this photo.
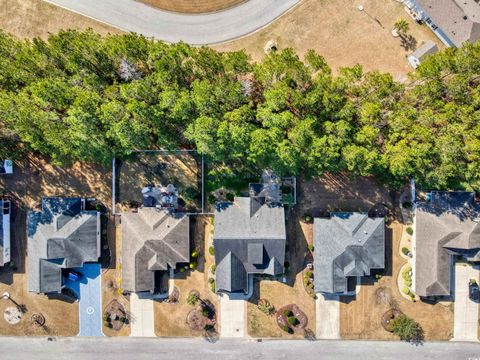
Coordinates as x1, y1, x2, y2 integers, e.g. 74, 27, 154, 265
43, 0, 299, 44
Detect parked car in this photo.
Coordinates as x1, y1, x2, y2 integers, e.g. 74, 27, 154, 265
469, 279, 479, 302
63, 269, 83, 282
0, 160, 13, 175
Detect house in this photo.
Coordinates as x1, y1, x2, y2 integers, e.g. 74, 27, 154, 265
0, 200, 11, 266
413, 191, 480, 297
408, 41, 439, 68
0, 160, 13, 175
213, 194, 286, 294
27, 198, 101, 294
121, 207, 189, 293
314, 213, 385, 295
404, 0, 480, 47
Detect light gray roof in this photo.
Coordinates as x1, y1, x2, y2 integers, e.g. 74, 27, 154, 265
27, 198, 100, 294
414, 191, 480, 297
213, 197, 286, 294
415, 0, 480, 47
314, 213, 385, 294
410, 41, 438, 60
121, 207, 189, 293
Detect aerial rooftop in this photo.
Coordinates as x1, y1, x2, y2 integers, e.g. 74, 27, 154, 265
414, 191, 480, 297
314, 213, 385, 294
27, 197, 100, 294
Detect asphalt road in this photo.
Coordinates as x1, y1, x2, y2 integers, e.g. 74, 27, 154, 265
43, 0, 299, 44
0, 337, 479, 360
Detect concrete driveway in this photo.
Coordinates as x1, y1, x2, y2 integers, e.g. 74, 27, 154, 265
64, 263, 103, 337
130, 293, 155, 337
43, 0, 299, 44
315, 294, 340, 339
452, 262, 479, 342
219, 294, 245, 338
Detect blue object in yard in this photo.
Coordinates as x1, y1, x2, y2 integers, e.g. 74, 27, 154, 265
66, 269, 82, 282
426, 193, 431, 201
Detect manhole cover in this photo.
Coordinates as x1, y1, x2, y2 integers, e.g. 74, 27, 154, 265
86, 306, 95, 315
4, 307, 22, 325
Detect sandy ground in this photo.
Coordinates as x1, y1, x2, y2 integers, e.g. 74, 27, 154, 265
0, 0, 122, 39
154, 216, 219, 337
137, 0, 244, 13
214, 0, 443, 79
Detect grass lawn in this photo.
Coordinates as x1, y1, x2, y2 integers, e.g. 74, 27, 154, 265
214, 0, 443, 79
138, 0, 244, 13
154, 216, 219, 337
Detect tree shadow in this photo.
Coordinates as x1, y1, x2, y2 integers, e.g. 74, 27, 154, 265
400, 35, 417, 51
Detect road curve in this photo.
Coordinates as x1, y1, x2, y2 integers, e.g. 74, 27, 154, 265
42, 0, 300, 45
0, 337, 480, 360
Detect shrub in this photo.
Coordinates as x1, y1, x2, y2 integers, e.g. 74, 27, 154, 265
258, 302, 274, 315
287, 316, 296, 326
284, 261, 290, 269
184, 187, 199, 201
120, 317, 126, 323
202, 308, 210, 317
191, 250, 199, 258
401, 247, 410, 256
406, 227, 413, 236
402, 287, 410, 295
283, 310, 293, 318
390, 314, 423, 342
282, 325, 290, 333
225, 192, 234, 202
189, 261, 197, 270
209, 246, 215, 256
303, 214, 313, 223
210, 264, 216, 274
308, 244, 314, 252
187, 293, 199, 306
208, 277, 215, 284
208, 194, 216, 205
180, 267, 185, 273
402, 202, 412, 209
209, 280, 216, 293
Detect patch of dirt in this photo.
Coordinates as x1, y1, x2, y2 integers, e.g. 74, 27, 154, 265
276, 304, 307, 334
104, 299, 128, 331
381, 308, 402, 332
137, 0, 244, 13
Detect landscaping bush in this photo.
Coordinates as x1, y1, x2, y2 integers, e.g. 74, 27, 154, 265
401, 247, 410, 256
308, 244, 314, 252
258, 301, 275, 315
210, 264, 216, 274
283, 310, 293, 318
225, 192, 235, 202
208, 277, 215, 284
189, 261, 197, 270
303, 214, 313, 223
402, 287, 410, 295
390, 314, 423, 342
208, 194, 217, 205
402, 202, 412, 209
187, 293, 200, 306
284, 261, 290, 269
406, 227, 413, 236
209, 280, 216, 293
191, 250, 199, 259
202, 308, 210, 317
402, 265, 412, 287
287, 316, 297, 326
209, 246, 215, 256
282, 325, 291, 333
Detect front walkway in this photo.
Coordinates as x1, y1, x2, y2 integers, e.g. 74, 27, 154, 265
315, 294, 340, 339
452, 262, 479, 342
219, 294, 245, 338
43, 0, 299, 44
130, 293, 155, 337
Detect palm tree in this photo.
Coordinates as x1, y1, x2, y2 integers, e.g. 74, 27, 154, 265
394, 19, 410, 35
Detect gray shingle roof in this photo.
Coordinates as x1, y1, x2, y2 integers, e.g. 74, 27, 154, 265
121, 207, 190, 293
213, 197, 286, 294
314, 213, 385, 294
27, 198, 100, 294
415, 0, 480, 47
414, 191, 480, 297
410, 41, 438, 60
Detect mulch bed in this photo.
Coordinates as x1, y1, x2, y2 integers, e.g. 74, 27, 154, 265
104, 300, 128, 331
276, 304, 308, 334
381, 308, 403, 332
302, 253, 315, 298
186, 300, 217, 332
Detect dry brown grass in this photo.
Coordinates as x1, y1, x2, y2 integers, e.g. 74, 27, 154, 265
102, 224, 131, 337
340, 221, 454, 341
154, 216, 219, 337
0, 0, 122, 39
138, 0, 244, 13
214, 0, 443, 79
